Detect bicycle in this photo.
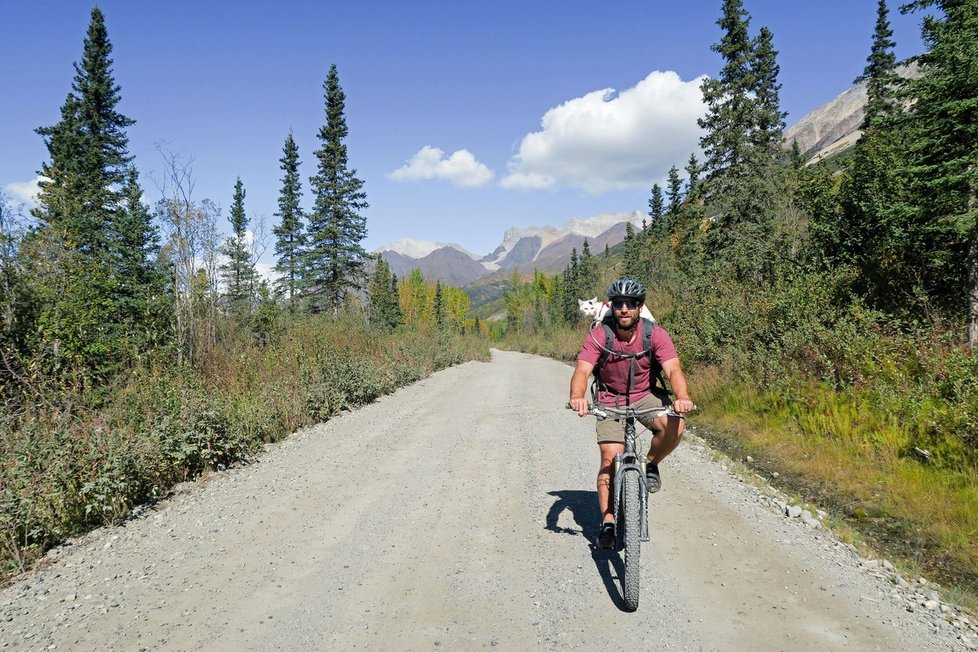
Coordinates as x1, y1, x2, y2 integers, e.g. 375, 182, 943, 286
568, 401, 685, 611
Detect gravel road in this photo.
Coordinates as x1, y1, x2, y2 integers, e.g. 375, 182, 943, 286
1, 349, 975, 651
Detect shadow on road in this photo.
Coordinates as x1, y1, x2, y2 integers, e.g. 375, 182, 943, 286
545, 490, 629, 611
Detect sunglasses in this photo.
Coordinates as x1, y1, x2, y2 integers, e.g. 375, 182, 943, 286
611, 298, 641, 309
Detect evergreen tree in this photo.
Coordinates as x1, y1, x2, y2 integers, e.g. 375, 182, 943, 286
34, 7, 134, 257
685, 153, 701, 196
648, 184, 665, 231
115, 167, 166, 328
220, 178, 257, 314
367, 256, 402, 329
26, 7, 152, 377
434, 280, 445, 328
666, 166, 683, 216
697, 2, 790, 283
749, 26, 787, 152
789, 140, 805, 168
900, 0, 978, 342
579, 239, 598, 294
562, 248, 582, 321
273, 131, 305, 307
857, 0, 899, 129
698, 0, 755, 178
303, 64, 369, 313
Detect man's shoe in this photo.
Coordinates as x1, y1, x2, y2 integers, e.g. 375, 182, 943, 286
597, 521, 616, 549
646, 461, 661, 493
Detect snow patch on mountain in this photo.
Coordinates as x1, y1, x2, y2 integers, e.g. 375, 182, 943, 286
374, 238, 478, 260
564, 210, 644, 238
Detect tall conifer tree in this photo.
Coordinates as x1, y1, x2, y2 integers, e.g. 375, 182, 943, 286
749, 26, 787, 152
666, 166, 683, 215
115, 167, 166, 328
367, 256, 401, 329
220, 178, 257, 314
273, 131, 305, 306
698, 0, 754, 178
35, 6, 134, 256
304, 64, 369, 313
900, 0, 978, 343
685, 154, 701, 196
648, 184, 665, 230
857, 0, 899, 129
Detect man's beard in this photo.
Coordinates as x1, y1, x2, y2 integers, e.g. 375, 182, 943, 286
613, 311, 637, 332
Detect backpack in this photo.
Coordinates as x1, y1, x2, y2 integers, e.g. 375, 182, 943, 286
590, 315, 670, 403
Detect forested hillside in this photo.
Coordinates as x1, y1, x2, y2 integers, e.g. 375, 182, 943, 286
499, 0, 978, 602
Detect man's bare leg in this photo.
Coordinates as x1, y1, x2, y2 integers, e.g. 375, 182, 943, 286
598, 442, 624, 523
647, 414, 685, 464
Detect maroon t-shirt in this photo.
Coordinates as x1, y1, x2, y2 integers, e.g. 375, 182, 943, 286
578, 322, 678, 405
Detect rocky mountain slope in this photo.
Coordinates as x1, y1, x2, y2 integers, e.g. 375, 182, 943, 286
785, 63, 921, 161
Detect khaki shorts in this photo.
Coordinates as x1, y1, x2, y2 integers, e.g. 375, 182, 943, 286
595, 391, 672, 444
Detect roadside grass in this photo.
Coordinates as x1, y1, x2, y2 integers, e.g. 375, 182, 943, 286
694, 369, 978, 609
0, 317, 489, 583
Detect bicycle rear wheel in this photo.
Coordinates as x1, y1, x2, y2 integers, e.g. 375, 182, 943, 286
621, 469, 641, 611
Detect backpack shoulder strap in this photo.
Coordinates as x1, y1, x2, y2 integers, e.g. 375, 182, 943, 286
596, 317, 615, 370
641, 317, 655, 353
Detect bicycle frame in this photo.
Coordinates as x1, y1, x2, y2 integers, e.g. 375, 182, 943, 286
612, 414, 650, 543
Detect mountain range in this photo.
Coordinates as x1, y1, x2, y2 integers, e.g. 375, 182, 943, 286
375, 211, 645, 287
378, 68, 895, 291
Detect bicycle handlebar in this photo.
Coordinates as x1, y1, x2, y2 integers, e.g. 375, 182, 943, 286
564, 402, 692, 420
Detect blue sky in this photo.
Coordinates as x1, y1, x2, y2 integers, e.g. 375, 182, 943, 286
2, 1, 928, 258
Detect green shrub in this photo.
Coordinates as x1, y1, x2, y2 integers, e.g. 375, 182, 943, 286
0, 316, 490, 580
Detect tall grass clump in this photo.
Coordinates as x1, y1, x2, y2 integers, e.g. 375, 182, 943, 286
0, 315, 488, 581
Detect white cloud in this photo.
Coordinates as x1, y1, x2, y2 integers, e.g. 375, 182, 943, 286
389, 146, 494, 188
4, 176, 45, 207
501, 71, 707, 194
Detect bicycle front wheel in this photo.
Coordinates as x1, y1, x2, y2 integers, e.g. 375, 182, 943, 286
621, 469, 641, 611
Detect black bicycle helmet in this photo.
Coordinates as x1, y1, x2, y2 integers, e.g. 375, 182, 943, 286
607, 276, 646, 301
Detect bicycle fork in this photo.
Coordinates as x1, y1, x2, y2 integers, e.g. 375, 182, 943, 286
612, 454, 650, 542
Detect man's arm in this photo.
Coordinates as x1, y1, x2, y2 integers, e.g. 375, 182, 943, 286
661, 357, 694, 414
569, 359, 594, 416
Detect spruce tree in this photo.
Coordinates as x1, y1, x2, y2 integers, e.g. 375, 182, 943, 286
900, 0, 978, 342
367, 256, 402, 329
303, 64, 369, 313
35, 6, 134, 256
698, 0, 755, 178
666, 166, 683, 215
697, 2, 790, 283
434, 280, 445, 328
648, 184, 665, 230
857, 0, 899, 129
749, 26, 787, 152
685, 154, 701, 196
115, 167, 166, 328
273, 131, 305, 307
562, 249, 581, 321
579, 239, 597, 294
27, 7, 150, 377
220, 178, 257, 315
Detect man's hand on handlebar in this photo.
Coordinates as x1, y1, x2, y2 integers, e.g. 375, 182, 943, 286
672, 397, 694, 415
569, 396, 590, 417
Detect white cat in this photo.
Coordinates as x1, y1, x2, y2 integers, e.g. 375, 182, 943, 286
578, 296, 654, 328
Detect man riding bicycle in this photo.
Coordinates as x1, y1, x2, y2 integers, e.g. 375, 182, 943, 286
569, 277, 694, 549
